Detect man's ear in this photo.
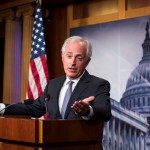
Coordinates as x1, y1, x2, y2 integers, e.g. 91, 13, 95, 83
86, 58, 91, 66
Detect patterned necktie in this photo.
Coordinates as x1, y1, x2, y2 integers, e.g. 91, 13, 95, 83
61, 81, 73, 119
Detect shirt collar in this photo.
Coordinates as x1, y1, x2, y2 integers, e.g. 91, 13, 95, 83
65, 71, 85, 85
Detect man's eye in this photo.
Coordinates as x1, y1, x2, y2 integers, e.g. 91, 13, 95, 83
77, 57, 83, 61
67, 55, 72, 58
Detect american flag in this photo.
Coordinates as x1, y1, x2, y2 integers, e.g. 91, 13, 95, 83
26, 0, 49, 100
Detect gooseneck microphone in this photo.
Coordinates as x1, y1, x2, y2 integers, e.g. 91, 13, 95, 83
44, 94, 50, 119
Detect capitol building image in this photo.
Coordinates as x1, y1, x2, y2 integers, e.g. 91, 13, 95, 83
103, 22, 150, 150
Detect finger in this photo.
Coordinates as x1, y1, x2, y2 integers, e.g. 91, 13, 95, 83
71, 102, 83, 114
71, 101, 79, 108
71, 102, 80, 110
74, 102, 84, 111
75, 102, 90, 115
82, 96, 95, 104
72, 106, 82, 113
72, 99, 91, 110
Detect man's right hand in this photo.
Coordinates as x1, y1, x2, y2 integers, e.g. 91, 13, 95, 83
0, 103, 6, 115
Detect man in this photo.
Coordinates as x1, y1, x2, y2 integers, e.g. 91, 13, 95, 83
0, 36, 111, 121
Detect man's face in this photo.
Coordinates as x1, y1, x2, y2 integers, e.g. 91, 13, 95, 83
62, 40, 90, 80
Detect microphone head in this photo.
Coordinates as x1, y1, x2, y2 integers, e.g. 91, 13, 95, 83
44, 94, 50, 102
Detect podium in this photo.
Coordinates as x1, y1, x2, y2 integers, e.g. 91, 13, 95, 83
0, 116, 104, 150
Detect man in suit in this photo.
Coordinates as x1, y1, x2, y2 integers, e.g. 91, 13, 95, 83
0, 36, 111, 121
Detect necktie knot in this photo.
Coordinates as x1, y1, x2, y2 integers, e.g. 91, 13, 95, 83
67, 80, 73, 90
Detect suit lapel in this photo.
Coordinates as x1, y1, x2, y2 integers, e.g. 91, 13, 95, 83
51, 76, 66, 117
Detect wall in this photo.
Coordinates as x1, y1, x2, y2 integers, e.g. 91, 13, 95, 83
0, 0, 150, 101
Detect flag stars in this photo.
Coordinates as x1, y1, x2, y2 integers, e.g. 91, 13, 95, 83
35, 29, 39, 33
37, 8, 40, 12
35, 14, 38, 18
34, 35, 37, 39
30, 1, 47, 60
39, 17, 43, 21
40, 32, 44, 36
36, 44, 40, 48
38, 38, 42, 42
37, 23, 41, 27
41, 47, 45, 51
34, 50, 38, 54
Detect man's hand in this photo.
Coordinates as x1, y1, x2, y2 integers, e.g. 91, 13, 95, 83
71, 96, 95, 116
0, 103, 5, 115
0, 103, 3, 111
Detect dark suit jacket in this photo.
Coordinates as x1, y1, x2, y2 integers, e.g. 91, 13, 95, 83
4, 70, 111, 121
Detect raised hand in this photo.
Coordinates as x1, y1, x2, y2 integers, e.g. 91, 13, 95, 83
71, 96, 95, 116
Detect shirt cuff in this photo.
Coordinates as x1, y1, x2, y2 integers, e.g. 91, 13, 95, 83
82, 105, 94, 120
0, 103, 6, 115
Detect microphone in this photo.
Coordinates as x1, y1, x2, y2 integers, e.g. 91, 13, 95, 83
44, 94, 51, 119
44, 94, 50, 103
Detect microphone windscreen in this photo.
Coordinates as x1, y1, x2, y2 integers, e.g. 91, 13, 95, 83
44, 94, 50, 102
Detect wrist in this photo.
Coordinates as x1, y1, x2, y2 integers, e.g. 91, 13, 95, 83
84, 107, 90, 116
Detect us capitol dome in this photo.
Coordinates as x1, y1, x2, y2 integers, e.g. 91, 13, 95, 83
120, 22, 150, 117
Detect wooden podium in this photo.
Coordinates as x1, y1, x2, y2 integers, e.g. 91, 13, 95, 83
0, 116, 104, 150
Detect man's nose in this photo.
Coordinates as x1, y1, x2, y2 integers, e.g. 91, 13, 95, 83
71, 57, 76, 65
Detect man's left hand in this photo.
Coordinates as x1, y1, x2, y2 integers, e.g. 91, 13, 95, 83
71, 96, 95, 116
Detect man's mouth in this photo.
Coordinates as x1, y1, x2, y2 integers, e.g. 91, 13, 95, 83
69, 68, 77, 71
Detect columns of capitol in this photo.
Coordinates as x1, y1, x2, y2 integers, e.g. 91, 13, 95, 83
129, 126, 132, 149
112, 118, 115, 150
137, 130, 140, 150
134, 129, 137, 150
16, 4, 34, 100
120, 122, 123, 150
139, 132, 145, 150
0, 9, 22, 104
106, 121, 110, 150
123, 123, 126, 149
117, 119, 121, 150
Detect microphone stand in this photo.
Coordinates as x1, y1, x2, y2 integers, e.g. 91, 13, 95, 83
44, 95, 51, 120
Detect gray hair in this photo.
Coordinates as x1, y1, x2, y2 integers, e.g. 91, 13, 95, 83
61, 36, 92, 59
